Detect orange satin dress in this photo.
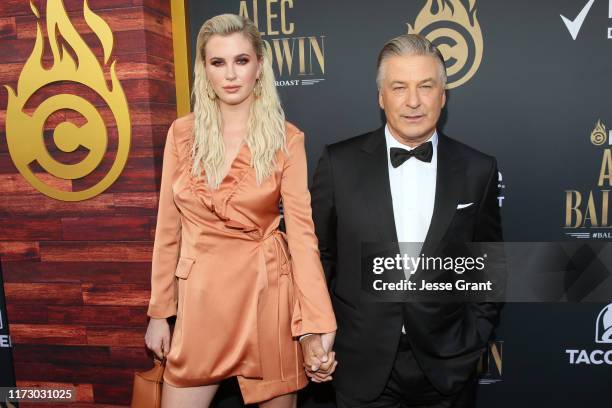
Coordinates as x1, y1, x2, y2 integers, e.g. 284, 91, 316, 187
146, 114, 336, 403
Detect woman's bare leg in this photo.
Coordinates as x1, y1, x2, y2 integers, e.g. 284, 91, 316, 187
161, 382, 220, 408
259, 392, 297, 408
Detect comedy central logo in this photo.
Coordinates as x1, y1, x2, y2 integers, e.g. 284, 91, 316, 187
408, 0, 483, 89
564, 119, 612, 238
4, 0, 131, 201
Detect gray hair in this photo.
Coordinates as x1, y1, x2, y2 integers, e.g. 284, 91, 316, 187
376, 34, 447, 89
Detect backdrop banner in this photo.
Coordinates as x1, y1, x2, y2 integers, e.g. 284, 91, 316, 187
187, 1, 612, 406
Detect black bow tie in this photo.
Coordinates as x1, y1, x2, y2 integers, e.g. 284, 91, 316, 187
390, 142, 433, 168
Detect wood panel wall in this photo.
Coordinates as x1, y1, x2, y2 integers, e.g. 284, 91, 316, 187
0, 0, 178, 405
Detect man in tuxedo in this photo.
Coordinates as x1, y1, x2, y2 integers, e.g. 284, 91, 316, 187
309, 34, 503, 407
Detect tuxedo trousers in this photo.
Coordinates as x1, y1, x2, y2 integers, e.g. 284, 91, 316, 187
336, 334, 477, 408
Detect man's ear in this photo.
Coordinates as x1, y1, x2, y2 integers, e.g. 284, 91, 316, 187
378, 90, 384, 110
441, 89, 446, 109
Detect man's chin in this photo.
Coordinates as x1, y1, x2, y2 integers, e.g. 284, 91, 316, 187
395, 129, 434, 144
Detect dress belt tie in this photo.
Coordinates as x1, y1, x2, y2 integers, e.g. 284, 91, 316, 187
266, 230, 299, 387
203, 197, 301, 385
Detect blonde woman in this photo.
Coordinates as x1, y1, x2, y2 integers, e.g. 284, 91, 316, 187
144, 14, 337, 408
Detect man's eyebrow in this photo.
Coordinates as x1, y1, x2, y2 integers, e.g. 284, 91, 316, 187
418, 77, 436, 84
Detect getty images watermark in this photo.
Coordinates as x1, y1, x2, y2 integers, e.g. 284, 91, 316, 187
371, 253, 493, 292
361, 242, 506, 303
362, 242, 612, 303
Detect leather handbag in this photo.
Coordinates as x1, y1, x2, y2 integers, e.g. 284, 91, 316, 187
131, 358, 165, 408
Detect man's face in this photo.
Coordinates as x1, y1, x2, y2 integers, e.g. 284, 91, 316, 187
378, 54, 446, 147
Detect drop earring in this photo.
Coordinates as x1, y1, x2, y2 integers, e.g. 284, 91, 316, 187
253, 78, 262, 98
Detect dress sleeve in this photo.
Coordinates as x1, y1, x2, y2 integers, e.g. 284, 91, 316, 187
280, 130, 337, 337
147, 122, 182, 319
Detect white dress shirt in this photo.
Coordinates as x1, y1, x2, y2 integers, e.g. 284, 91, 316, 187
385, 125, 438, 244
385, 125, 438, 334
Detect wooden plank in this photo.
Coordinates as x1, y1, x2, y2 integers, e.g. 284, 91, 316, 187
86, 326, 145, 347
0, 17, 16, 39
5, 303, 48, 324
0, 29, 172, 64
13, 361, 133, 384
91, 382, 132, 405
10, 323, 87, 345
0, 152, 18, 173
0, 241, 40, 261
2, 261, 151, 284
61, 216, 152, 241
47, 306, 148, 326
134, 0, 171, 17
47, 0, 134, 12
0, 57, 174, 84
0, 218, 62, 240
0, 173, 71, 195
82, 283, 150, 307
0, 1, 37, 17
40, 241, 152, 262
112, 193, 158, 216
3, 282, 84, 305
14, 344, 152, 369
109, 346, 152, 368
14, 8, 171, 40
72, 165, 158, 193
13, 344, 110, 366
142, 6, 172, 38
0, 193, 116, 217
117, 53, 175, 82
127, 102, 177, 127
141, 30, 174, 61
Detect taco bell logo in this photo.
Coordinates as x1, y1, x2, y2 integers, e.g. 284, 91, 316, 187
566, 303, 612, 365
596, 303, 612, 343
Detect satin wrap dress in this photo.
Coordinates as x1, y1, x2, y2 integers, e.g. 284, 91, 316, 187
147, 114, 337, 403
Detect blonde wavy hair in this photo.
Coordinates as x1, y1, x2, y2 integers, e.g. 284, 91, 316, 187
192, 14, 286, 189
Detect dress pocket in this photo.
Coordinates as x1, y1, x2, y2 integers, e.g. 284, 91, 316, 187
174, 257, 195, 279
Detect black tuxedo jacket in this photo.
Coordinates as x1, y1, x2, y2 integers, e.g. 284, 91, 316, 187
311, 126, 503, 401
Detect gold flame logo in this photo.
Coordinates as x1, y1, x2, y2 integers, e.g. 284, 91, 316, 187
4, 0, 130, 201
591, 119, 607, 146
408, 0, 483, 89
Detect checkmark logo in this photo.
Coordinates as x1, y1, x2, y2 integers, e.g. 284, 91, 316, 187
560, 0, 595, 40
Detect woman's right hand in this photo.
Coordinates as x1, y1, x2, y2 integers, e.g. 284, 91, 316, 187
145, 317, 171, 360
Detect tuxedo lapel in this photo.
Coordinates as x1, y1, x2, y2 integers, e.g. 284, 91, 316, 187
360, 127, 398, 243
421, 134, 464, 256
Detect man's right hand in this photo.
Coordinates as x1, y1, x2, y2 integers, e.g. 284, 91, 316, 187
145, 317, 171, 360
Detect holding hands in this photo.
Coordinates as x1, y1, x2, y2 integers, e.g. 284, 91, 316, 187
300, 331, 337, 383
